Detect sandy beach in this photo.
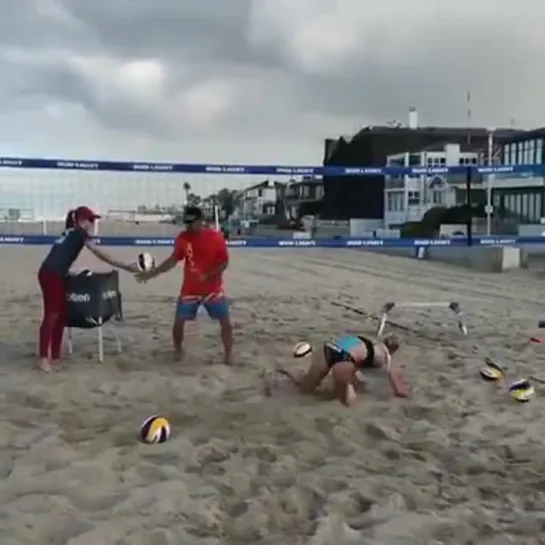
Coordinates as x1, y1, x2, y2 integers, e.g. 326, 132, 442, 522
1, 246, 545, 545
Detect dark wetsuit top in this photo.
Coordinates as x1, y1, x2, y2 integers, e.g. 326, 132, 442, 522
323, 335, 377, 369
39, 227, 89, 276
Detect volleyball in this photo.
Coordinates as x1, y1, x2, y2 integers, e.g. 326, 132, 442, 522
293, 341, 312, 358
137, 252, 155, 272
508, 379, 535, 403
479, 359, 503, 381
139, 415, 171, 444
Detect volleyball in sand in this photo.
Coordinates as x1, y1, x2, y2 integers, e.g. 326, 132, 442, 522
139, 415, 171, 444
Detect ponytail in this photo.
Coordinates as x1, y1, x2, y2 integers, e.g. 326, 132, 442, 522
65, 209, 76, 229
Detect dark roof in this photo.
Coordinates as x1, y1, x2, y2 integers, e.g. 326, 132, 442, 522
502, 127, 545, 143
288, 177, 322, 188
351, 125, 519, 140
243, 180, 272, 192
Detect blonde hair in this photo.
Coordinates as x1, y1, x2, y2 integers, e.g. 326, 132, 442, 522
383, 333, 400, 354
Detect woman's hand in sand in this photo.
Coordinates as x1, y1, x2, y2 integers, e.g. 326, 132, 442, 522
390, 376, 409, 397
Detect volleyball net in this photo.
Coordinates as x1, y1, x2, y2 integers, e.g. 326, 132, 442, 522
0, 155, 544, 248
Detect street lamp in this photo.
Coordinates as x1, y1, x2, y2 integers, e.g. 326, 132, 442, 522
485, 128, 495, 236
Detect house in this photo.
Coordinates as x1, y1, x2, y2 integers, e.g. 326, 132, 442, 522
237, 180, 280, 218
382, 128, 545, 229
384, 142, 485, 227
322, 107, 520, 228
491, 128, 545, 223
278, 176, 324, 219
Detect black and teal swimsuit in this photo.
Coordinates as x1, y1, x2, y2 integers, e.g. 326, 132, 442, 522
323, 335, 376, 369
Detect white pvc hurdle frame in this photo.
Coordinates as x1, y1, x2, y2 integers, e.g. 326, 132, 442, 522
377, 301, 468, 337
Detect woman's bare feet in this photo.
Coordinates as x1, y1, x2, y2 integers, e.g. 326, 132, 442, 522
173, 348, 184, 363
37, 358, 52, 373
223, 353, 233, 366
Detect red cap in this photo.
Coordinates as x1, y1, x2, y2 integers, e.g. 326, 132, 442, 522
74, 206, 100, 222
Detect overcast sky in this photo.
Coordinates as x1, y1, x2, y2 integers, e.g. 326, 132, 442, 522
1, 0, 544, 216
2, 0, 544, 165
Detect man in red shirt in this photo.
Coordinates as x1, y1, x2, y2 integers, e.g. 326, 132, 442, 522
136, 206, 233, 364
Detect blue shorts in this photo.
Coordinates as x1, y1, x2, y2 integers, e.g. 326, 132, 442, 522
175, 294, 229, 320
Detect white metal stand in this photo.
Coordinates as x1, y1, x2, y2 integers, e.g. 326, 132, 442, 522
67, 318, 122, 363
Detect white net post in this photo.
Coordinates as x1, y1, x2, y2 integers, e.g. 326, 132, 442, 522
213, 205, 220, 230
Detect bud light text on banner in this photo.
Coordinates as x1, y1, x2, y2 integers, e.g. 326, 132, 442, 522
0, 156, 544, 176
1, 235, 545, 247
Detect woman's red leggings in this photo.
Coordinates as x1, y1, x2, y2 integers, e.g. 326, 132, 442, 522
38, 270, 67, 360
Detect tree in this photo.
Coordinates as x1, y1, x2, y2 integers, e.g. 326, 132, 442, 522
187, 192, 201, 206
183, 182, 191, 205
216, 188, 240, 220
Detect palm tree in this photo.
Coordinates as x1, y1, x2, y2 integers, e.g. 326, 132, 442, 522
216, 188, 240, 220
183, 182, 191, 205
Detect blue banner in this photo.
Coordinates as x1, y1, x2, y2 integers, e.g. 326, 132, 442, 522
1, 235, 544, 247
0, 156, 544, 176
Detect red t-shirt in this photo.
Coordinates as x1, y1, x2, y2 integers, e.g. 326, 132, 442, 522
173, 228, 228, 296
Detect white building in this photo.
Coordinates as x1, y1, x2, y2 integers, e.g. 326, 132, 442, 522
238, 180, 278, 218
384, 143, 480, 227
492, 131, 545, 223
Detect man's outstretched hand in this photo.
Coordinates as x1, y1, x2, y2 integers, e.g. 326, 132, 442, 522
134, 270, 152, 283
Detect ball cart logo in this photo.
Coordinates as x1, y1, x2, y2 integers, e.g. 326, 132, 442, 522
67, 292, 90, 303
102, 289, 117, 300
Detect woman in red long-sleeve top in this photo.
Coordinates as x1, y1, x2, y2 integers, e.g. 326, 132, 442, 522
37, 206, 136, 373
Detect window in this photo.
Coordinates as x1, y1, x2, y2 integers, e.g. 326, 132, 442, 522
537, 139, 543, 164
517, 142, 523, 164
432, 190, 443, 204
522, 193, 529, 217
528, 193, 536, 221
316, 185, 324, 199
258, 189, 263, 197
407, 191, 420, 206
529, 140, 535, 165
387, 192, 394, 211
510, 144, 516, 164
385, 176, 405, 189
387, 191, 404, 211
409, 154, 422, 166
504, 144, 510, 165
514, 194, 522, 216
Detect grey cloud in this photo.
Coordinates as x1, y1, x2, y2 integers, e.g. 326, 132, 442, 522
61, 0, 281, 68
0, 0, 544, 163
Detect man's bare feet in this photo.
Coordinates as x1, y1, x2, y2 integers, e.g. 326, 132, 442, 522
223, 353, 233, 366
